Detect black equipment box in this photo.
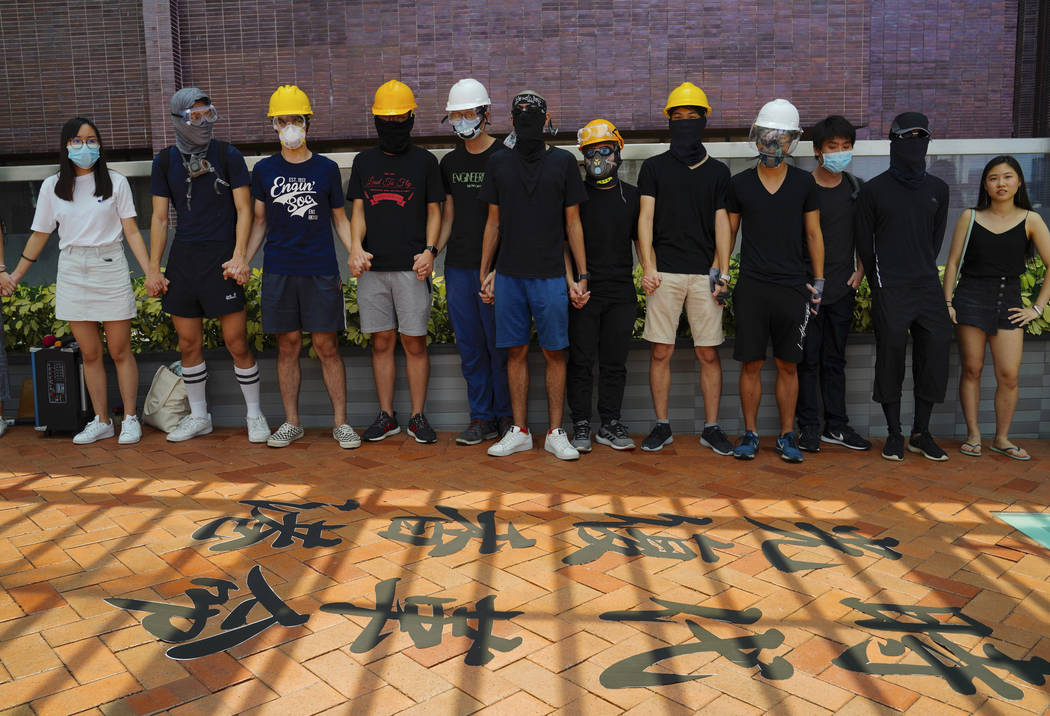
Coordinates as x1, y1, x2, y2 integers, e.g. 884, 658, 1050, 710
30, 346, 93, 435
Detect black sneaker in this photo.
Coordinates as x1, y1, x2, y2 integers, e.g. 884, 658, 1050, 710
798, 426, 821, 453
908, 431, 948, 462
456, 418, 498, 446
822, 425, 872, 451
363, 410, 400, 441
497, 416, 514, 439
571, 421, 592, 452
700, 425, 734, 456
882, 432, 904, 461
641, 423, 673, 452
408, 413, 437, 444
595, 420, 635, 450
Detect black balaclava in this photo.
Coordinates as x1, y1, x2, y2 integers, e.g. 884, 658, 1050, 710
375, 115, 414, 154
510, 91, 549, 194
668, 111, 707, 165
887, 111, 930, 189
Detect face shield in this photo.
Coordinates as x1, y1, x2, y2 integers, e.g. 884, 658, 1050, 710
749, 124, 800, 167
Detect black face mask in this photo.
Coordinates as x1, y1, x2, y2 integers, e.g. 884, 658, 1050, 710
888, 136, 929, 189
375, 115, 414, 154
512, 110, 546, 159
669, 116, 707, 165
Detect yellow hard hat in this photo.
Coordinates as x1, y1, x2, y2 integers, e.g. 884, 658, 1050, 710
372, 80, 417, 116
577, 119, 624, 150
267, 85, 313, 117
664, 82, 712, 117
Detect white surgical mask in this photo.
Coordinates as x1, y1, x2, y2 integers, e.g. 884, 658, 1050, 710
279, 124, 306, 149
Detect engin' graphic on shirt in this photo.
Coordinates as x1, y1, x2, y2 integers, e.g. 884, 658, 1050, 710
363, 172, 414, 207
270, 176, 319, 220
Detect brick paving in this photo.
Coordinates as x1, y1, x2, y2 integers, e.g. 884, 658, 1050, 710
1, 427, 1049, 714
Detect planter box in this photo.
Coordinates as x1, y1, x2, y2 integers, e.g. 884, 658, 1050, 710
5, 335, 1049, 439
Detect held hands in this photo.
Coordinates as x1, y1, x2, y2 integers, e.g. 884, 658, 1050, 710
145, 269, 170, 297
0, 272, 15, 297
479, 271, 495, 304
1009, 304, 1044, 327
709, 266, 729, 306
806, 278, 825, 315
947, 304, 958, 325
221, 254, 251, 286
348, 249, 373, 278
569, 278, 590, 309
411, 250, 434, 281
641, 269, 661, 296
846, 269, 864, 290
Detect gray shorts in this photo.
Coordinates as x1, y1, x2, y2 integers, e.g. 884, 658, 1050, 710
357, 270, 433, 336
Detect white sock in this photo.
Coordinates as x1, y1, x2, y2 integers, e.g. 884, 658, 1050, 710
182, 362, 208, 418
234, 363, 262, 419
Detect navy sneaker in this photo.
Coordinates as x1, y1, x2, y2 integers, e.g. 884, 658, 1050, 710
363, 410, 400, 441
798, 426, 821, 453
700, 425, 734, 456
408, 413, 437, 444
775, 432, 804, 463
733, 431, 759, 460
882, 432, 905, 461
641, 422, 673, 452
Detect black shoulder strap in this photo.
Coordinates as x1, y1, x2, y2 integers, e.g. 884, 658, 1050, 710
157, 146, 177, 198
844, 171, 861, 200
213, 139, 230, 178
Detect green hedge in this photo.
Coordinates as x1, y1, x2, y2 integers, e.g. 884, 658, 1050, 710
2, 257, 1046, 353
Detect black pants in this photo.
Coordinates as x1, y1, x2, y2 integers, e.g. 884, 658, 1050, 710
568, 296, 637, 424
870, 285, 952, 404
796, 293, 854, 431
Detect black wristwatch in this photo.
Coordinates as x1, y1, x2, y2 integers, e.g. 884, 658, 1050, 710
576, 272, 590, 282
424, 245, 438, 256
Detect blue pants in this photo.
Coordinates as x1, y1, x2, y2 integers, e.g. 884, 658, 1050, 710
445, 266, 511, 421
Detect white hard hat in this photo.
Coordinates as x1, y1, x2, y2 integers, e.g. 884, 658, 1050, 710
446, 79, 492, 112
754, 99, 801, 132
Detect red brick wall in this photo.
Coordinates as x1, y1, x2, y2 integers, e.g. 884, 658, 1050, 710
0, 0, 1029, 158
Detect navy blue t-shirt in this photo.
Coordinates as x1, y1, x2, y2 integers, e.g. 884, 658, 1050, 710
150, 140, 250, 243
250, 153, 344, 276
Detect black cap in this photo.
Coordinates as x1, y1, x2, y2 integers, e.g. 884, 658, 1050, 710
889, 112, 930, 139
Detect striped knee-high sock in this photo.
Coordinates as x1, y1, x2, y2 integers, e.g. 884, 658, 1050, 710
235, 363, 262, 419
181, 362, 208, 418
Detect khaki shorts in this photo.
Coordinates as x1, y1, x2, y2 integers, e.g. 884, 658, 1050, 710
642, 272, 724, 346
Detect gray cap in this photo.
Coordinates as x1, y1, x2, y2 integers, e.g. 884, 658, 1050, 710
170, 87, 210, 115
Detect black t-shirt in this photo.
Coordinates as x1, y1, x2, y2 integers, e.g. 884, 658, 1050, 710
477, 146, 588, 279
577, 181, 640, 301
854, 172, 950, 290
637, 151, 729, 274
809, 176, 862, 304
727, 165, 818, 286
346, 145, 444, 272
440, 142, 502, 270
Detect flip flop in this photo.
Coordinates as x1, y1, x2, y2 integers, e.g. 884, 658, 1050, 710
960, 441, 982, 457
989, 445, 1031, 461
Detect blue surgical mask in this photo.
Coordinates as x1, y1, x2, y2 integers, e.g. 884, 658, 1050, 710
821, 150, 852, 174
67, 144, 100, 169
452, 117, 482, 140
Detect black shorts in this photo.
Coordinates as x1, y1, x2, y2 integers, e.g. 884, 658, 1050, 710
162, 240, 246, 319
261, 273, 347, 334
953, 275, 1022, 335
732, 276, 811, 363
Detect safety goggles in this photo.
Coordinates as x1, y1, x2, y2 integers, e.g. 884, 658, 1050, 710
172, 105, 219, 126
890, 126, 931, 139
577, 123, 622, 149
272, 115, 308, 129
67, 138, 100, 149
582, 145, 615, 158
447, 108, 481, 122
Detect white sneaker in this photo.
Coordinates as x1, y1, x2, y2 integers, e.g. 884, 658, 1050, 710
118, 415, 142, 445
167, 414, 213, 442
246, 415, 270, 443
73, 416, 114, 445
267, 422, 305, 448
545, 428, 581, 461
0, 420, 8, 439
487, 425, 533, 457
333, 424, 362, 449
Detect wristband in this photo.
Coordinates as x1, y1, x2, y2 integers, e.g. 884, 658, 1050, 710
21, 253, 37, 263
575, 272, 590, 282
719, 274, 730, 283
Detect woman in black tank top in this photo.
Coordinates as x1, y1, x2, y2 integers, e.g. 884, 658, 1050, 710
942, 156, 1050, 461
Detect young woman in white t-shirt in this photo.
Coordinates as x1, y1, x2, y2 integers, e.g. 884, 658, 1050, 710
8, 118, 152, 445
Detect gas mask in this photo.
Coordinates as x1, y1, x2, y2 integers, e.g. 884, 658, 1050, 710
583, 145, 619, 185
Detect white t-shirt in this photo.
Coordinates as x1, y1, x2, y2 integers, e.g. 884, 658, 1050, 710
31, 170, 137, 249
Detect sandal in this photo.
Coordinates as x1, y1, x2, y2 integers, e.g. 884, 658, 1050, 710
960, 441, 982, 457
989, 444, 1031, 461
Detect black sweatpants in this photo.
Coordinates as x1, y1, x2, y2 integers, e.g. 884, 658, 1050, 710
796, 293, 854, 431
870, 285, 952, 404
567, 296, 637, 424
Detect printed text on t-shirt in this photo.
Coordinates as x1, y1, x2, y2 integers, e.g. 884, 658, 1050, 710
363, 173, 415, 208
270, 176, 319, 220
